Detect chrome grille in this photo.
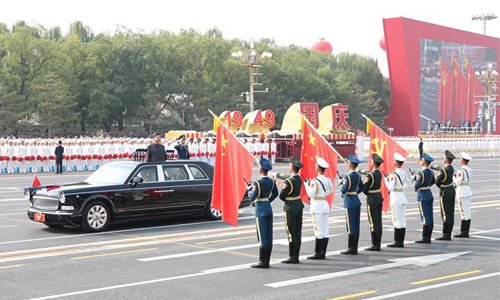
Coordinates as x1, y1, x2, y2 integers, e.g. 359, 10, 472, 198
32, 196, 59, 211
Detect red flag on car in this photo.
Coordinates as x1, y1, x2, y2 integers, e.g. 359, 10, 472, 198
32, 175, 41, 187
211, 116, 255, 227
366, 117, 409, 212
299, 115, 339, 206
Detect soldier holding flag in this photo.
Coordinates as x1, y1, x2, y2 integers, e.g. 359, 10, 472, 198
362, 153, 384, 251
248, 158, 278, 269
385, 153, 409, 248
340, 154, 363, 255
434, 150, 456, 241
304, 157, 334, 260
413, 153, 436, 244
277, 158, 304, 264
454, 152, 473, 238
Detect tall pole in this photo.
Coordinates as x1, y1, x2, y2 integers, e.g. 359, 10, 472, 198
249, 65, 255, 112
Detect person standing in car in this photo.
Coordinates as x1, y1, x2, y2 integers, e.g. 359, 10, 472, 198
146, 133, 166, 162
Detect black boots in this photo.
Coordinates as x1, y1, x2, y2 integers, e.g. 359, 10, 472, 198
387, 228, 406, 248
415, 225, 433, 243
454, 220, 471, 238
365, 232, 381, 251
252, 247, 271, 268
281, 243, 300, 264
341, 234, 358, 255
307, 238, 326, 260
436, 222, 452, 241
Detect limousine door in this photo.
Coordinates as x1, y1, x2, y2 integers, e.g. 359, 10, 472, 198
160, 164, 211, 214
113, 165, 169, 218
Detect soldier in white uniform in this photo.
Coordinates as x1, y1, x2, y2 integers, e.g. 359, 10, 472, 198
454, 152, 472, 238
305, 157, 334, 260
270, 139, 277, 164
385, 153, 409, 247
208, 139, 216, 165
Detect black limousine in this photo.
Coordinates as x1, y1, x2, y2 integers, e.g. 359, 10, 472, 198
26, 160, 250, 232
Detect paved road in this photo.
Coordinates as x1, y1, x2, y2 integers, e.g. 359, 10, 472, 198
0, 158, 499, 299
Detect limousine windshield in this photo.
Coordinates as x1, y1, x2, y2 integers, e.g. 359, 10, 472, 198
85, 162, 138, 185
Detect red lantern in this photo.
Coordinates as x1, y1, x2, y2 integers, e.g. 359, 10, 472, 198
311, 38, 332, 54
379, 36, 386, 51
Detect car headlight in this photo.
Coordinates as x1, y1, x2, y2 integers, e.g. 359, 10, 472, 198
24, 188, 30, 200
58, 191, 66, 204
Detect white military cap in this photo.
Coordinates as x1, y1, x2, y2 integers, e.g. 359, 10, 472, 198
394, 152, 406, 162
316, 156, 329, 168
460, 151, 472, 161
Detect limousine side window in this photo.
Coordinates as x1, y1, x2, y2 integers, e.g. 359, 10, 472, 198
188, 165, 208, 180
135, 166, 158, 183
163, 166, 189, 181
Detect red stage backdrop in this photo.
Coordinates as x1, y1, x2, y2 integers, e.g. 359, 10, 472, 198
383, 17, 500, 135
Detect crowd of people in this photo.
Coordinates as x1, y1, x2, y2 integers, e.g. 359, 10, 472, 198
0, 135, 279, 174
426, 119, 482, 134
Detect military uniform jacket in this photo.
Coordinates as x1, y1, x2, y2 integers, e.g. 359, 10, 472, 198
340, 171, 363, 208
454, 166, 472, 198
384, 168, 408, 205
305, 174, 334, 213
436, 164, 455, 197
174, 144, 190, 159
279, 174, 304, 212
414, 168, 435, 202
249, 176, 278, 217
362, 169, 383, 206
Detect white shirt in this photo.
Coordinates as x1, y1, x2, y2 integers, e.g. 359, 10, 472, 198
305, 174, 334, 213
454, 165, 472, 198
384, 167, 409, 205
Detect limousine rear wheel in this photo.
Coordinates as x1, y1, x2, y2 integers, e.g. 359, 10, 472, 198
206, 197, 222, 220
82, 200, 110, 232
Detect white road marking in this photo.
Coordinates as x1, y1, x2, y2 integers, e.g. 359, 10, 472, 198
265, 252, 470, 288
363, 272, 500, 300
26, 240, 399, 300
472, 235, 500, 241
138, 235, 340, 262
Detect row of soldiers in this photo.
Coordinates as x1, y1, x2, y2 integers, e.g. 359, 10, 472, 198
246, 150, 472, 268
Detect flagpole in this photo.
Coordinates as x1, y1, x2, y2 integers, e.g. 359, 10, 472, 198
298, 111, 348, 165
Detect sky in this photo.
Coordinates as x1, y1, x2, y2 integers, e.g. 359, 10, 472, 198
1, 0, 498, 76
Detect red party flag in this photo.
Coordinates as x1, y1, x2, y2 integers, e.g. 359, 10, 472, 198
366, 117, 409, 212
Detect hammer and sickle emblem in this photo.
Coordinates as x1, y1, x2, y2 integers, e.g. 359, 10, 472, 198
371, 137, 387, 156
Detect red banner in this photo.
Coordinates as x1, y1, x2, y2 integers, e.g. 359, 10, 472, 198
452, 56, 466, 125
299, 116, 338, 206
438, 57, 452, 122
211, 118, 255, 227
367, 119, 409, 212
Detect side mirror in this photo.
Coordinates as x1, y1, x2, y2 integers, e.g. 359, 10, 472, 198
131, 176, 143, 187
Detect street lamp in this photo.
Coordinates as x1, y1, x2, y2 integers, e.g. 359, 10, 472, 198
472, 13, 497, 35
231, 41, 272, 112
475, 64, 498, 135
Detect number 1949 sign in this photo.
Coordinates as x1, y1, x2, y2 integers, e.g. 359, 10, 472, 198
219, 110, 275, 133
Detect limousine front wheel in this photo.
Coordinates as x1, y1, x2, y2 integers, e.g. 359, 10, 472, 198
206, 197, 222, 221
82, 201, 110, 232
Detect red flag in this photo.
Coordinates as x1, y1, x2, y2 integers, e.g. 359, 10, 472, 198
438, 57, 451, 122
299, 115, 338, 206
366, 118, 409, 212
211, 117, 255, 227
32, 175, 41, 187
466, 61, 483, 122
452, 56, 466, 125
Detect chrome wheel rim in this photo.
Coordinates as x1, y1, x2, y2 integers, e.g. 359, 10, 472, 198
211, 207, 222, 218
87, 205, 108, 229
